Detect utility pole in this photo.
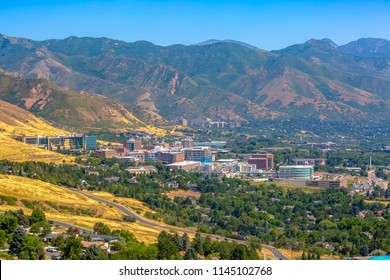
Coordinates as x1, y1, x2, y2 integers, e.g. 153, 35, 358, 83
369, 156, 372, 171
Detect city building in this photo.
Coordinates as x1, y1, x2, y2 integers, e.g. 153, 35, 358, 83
167, 161, 201, 171
306, 179, 347, 188
236, 162, 257, 173
181, 138, 194, 148
126, 166, 157, 175
124, 138, 142, 151
17, 134, 97, 151
278, 165, 314, 179
274, 177, 347, 188
248, 153, 274, 170
94, 149, 118, 158
193, 141, 227, 148
84, 135, 97, 150
158, 152, 184, 164
291, 158, 326, 166
184, 147, 213, 162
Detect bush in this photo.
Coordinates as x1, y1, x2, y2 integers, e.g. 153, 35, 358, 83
123, 216, 136, 223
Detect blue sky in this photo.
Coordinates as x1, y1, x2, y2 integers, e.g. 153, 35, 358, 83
1, 0, 389, 50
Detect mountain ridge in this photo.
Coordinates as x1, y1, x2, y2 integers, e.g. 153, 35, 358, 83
0, 70, 167, 134
1, 34, 390, 122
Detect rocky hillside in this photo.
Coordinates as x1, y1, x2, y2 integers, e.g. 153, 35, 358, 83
0, 70, 165, 134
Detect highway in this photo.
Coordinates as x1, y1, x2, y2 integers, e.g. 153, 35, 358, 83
58, 188, 288, 260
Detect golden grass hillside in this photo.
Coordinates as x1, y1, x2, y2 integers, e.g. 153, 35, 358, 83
0, 175, 160, 243
85, 190, 156, 216
0, 100, 67, 136
0, 100, 73, 163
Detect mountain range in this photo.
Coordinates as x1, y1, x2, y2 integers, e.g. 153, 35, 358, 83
0, 70, 166, 134
1, 34, 390, 123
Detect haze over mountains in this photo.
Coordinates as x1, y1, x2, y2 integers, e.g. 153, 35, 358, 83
1, 34, 390, 123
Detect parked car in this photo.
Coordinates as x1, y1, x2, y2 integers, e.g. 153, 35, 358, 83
46, 247, 58, 252
51, 254, 61, 260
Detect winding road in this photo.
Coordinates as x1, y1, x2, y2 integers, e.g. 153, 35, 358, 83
56, 188, 288, 260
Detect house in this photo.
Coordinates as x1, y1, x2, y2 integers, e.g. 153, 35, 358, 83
375, 210, 384, 217
40, 233, 65, 243
126, 166, 157, 175
82, 233, 118, 242
81, 241, 109, 252
105, 177, 120, 183
87, 171, 100, 176
167, 181, 179, 189
127, 177, 138, 184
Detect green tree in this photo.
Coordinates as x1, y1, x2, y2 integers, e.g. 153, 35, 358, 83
192, 233, 204, 256
184, 248, 198, 260
157, 231, 180, 260
29, 209, 46, 225
359, 245, 369, 256
61, 235, 83, 260
9, 227, 26, 257
0, 229, 7, 248
52, 235, 65, 249
112, 230, 137, 243
41, 222, 52, 236
82, 244, 108, 260
247, 237, 262, 251
20, 235, 45, 260
93, 222, 111, 235
182, 233, 191, 251
0, 214, 18, 234
29, 222, 41, 234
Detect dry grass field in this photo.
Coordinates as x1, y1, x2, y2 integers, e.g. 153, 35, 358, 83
277, 248, 339, 260
365, 199, 390, 206
249, 180, 320, 193
0, 175, 161, 243
85, 190, 156, 215
164, 190, 202, 200
0, 135, 74, 164
0, 100, 74, 163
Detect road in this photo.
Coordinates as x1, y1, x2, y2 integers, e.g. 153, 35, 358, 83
368, 170, 388, 190
59, 188, 288, 260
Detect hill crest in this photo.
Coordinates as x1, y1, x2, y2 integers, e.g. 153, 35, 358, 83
1, 34, 390, 122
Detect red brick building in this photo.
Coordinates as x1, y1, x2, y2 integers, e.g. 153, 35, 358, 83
158, 152, 184, 164
248, 153, 274, 170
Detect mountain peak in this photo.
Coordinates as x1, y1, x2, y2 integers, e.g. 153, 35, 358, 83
195, 39, 259, 50
339, 38, 390, 57
321, 38, 338, 48
304, 38, 337, 48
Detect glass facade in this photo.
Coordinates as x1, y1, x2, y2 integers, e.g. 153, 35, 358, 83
84, 135, 97, 150
279, 166, 314, 179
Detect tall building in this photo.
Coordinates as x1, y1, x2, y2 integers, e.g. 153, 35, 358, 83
94, 149, 118, 158
248, 153, 274, 170
279, 166, 314, 179
181, 138, 194, 148
125, 138, 142, 151
84, 135, 97, 150
18, 134, 97, 151
158, 152, 184, 164
184, 147, 212, 163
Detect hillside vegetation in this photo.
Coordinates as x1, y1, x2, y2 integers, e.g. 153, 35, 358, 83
0, 175, 161, 243
0, 100, 73, 163
1, 34, 390, 121
0, 71, 166, 135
